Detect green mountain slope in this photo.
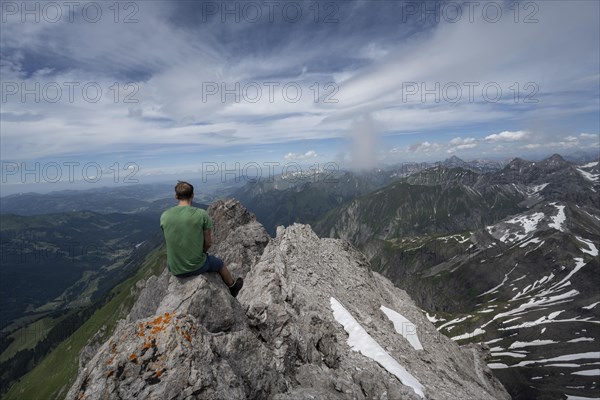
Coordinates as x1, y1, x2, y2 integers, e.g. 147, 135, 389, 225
3, 245, 166, 400
0, 211, 159, 330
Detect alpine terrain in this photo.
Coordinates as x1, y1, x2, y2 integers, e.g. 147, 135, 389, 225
316, 154, 600, 399
65, 200, 510, 399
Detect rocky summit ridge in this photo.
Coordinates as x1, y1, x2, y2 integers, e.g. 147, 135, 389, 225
66, 199, 509, 400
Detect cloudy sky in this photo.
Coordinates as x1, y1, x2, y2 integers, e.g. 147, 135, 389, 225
1, 0, 599, 192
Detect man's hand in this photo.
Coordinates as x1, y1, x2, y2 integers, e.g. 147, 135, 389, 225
203, 229, 212, 252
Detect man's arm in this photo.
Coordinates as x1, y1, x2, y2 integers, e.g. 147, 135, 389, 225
203, 229, 212, 253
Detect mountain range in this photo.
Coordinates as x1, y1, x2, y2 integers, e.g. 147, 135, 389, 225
2, 153, 598, 399
314, 154, 600, 399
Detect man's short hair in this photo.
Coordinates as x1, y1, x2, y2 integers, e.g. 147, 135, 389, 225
175, 181, 194, 200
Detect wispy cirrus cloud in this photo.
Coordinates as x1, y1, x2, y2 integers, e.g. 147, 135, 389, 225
0, 0, 598, 172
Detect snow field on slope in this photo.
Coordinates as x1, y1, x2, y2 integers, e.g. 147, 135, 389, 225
488, 351, 600, 369
380, 306, 424, 351
575, 237, 599, 256
330, 297, 425, 398
548, 203, 567, 232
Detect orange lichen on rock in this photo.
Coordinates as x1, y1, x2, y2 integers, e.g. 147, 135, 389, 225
129, 353, 138, 363
141, 312, 175, 336
131, 311, 178, 361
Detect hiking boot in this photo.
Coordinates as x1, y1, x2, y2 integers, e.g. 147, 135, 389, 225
228, 277, 243, 297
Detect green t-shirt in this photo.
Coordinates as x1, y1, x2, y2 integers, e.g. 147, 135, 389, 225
160, 206, 213, 275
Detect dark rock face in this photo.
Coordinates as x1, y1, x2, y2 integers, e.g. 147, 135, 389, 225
67, 200, 509, 400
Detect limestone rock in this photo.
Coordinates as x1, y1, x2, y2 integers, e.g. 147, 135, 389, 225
207, 199, 270, 278
66, 200, 509, 400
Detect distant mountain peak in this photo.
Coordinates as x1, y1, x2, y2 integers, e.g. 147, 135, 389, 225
507, 157, 529, 167
443, 155, 467, 165
543, 153, 568, 164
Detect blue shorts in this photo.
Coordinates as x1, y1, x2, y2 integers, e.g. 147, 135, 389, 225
176, 254, 224, 278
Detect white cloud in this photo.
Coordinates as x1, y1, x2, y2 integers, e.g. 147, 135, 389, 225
408, 141, 443, 153
580, 133, 599, 140
485, 130, 528, 142
446, 137, 478, 153
449, 137, 476, 146
283, 150, 318, 161
522, 138, 580, 150
447, 143, 477, 153
524, 143, 542, 149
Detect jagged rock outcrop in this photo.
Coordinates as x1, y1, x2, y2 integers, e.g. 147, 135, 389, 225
67, 200, 509, 400
207, 199, 270, 278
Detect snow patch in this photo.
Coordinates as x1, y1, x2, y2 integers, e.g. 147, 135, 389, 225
491, 212, 545, 243
451, 328, 485, 341
380, 306, 423, 351
577, 168, 600, 182
491, 352, 600, 369
478, 266, 515, 297
526, 183, 549, 196
575, 236, 599, 256
511, 273, 555, 301
437, 233, 471, 244
490, 352, 527, 358
568, 337, 595, 343
519, 237, 542, 248
487, 363, 509, 369
499, 310, 579, 331
547, 363, 583, 368
437, 315, 472, 331
542, 258, 587, 295
425, 312, 445, 323
583, 302, 599, 310
566, 395, 600, 400
571, 369, 600, 377
509, 340, 558, 349
548, 204, 566, 232
330, 298, 425, 398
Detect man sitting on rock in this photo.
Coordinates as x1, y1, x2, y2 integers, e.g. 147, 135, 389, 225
160, 181, 244, 297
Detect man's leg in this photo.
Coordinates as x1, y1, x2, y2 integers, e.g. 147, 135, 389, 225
207, 255, 243, 297
219, 264, 234, 286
